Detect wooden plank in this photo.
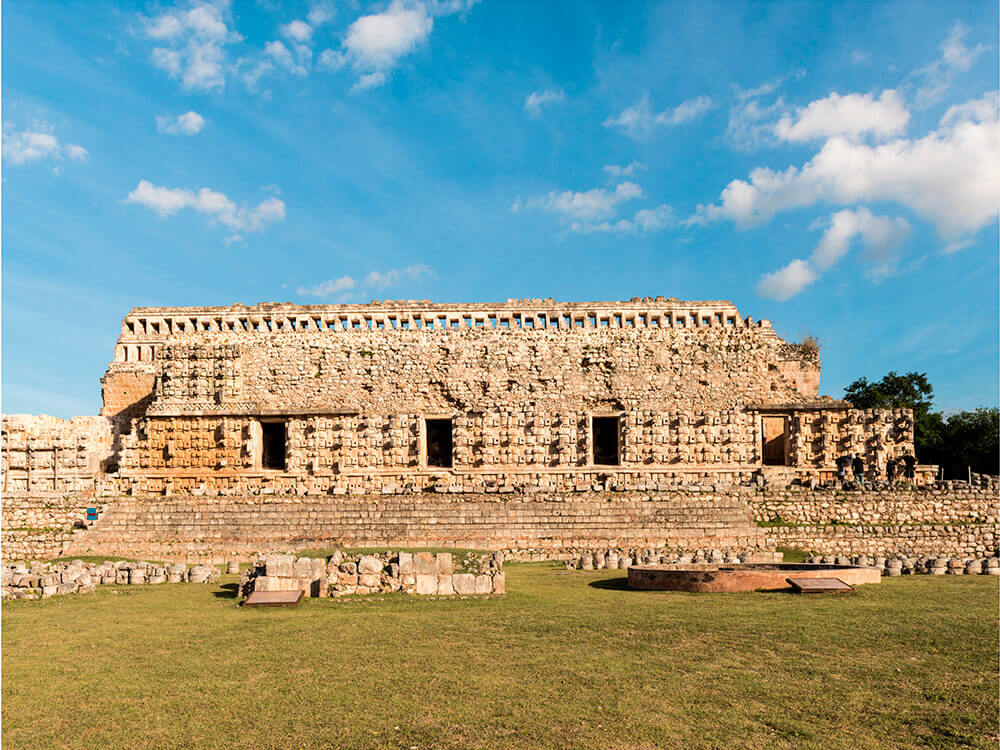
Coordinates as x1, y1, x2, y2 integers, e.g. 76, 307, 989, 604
787, 577, 853, 594
243, 590, 304, 607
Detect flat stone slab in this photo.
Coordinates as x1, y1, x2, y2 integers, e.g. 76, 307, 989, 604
243, 590, 304, 607
787, 577, 853, 594
628, 563, 880, 592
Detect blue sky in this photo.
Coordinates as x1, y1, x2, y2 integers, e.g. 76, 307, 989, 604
3, 0, 998, 418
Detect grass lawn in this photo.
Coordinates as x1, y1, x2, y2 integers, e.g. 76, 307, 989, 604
2, 564, 997, 750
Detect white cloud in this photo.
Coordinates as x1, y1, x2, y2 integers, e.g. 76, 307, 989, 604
756, 259, 818, 300
64, 144, 89, 161
365, 263, 433, 288
724, 71, 806, 151
811, 207, 911, 270
282, 20, 313, 43
125, 180, 285, 242
352, 71, 388, 92
775, 89, 909, 142
525, 89, 565, 116
143, 1, 241, 92
307, 2, 335, 26
514, 181, 643, 222
297, 275, 356, 298
691, 94, 1000, 241
317, 0, 479, 89
604, 95, 713, 137
940, 90, 999, 126
570, 204, 676, 235
155, 110, 206, 135
265, 40, 310, 76
757, 208, 911, 300
298, 263, 433, 300
914, 22, 989, 106
3, 123, 88, 165
603, 162, 645, 179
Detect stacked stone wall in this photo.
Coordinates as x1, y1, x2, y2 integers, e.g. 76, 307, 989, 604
62, 491, 764, 560
1, 414, 112, 493
749, 488, 997, 557
0, 493, 106, 560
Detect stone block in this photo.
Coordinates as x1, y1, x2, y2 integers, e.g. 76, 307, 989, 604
415, 574, 438, 595
437, 575, 455, 595
436, 553, 454, 576
414, 552, 436, 575
358, 574, 380, 588
452, 573, 476, 595
293, 558, 313, 578
474, 575, 492, 594
397, 552, 413, 576
491, 572, 505, 594
266, 555, 294, 578
357, 556, 383, 575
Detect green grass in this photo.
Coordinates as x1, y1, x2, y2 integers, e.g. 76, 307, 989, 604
2, 565, 996, 750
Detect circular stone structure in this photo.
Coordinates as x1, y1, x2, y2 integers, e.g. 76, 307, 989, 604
627, 563, 881, 593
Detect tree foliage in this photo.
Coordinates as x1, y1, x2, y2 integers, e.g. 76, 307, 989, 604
842, 371, 998, 478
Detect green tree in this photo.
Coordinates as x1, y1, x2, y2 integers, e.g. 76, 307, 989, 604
941, 407, 999, 478
842, 371, 941, 459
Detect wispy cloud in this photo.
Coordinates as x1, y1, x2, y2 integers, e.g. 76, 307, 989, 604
512, 182, 643, 222
155, 110, 206, 135
298, 264, 434, 300
525, 88, 565, 116
604, 94, 713, 137
603, 162, 645, 179
125, 180, 285, 243
3, 122, 88, 166
912, 22, 989, 107
756, 207, 911, 300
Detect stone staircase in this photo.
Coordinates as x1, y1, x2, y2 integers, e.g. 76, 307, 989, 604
65, 491, 764, 559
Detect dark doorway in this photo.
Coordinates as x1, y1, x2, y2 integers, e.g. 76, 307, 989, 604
261, 421, 287, 470
592, 416, 620, 465
426, 418, 453, 468
762, 416, 789, 466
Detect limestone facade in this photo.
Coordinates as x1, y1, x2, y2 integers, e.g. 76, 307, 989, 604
89, 297, 915, 493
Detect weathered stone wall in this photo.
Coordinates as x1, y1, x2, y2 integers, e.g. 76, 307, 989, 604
0, 493, 107, 561
1, 414, 112, 492
63, 491, 765, 559
749, 489, 995, 526
766, 524, 996, 558
243, 550, 505, 598
749, 487, 997, 557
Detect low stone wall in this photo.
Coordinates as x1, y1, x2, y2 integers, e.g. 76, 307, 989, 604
63, 491, 764, 560
562, 547, 782, 570
4, 486, 996, 562
804, 553, 1000, 576
749, 488, 995, 526
2, 559, 220, 600
748, 487, 997, 557
0, 493, 107, 561
766, 524, 996, 557
240, 550, 505, 598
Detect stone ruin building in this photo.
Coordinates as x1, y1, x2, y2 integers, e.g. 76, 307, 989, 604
5, 297, 993, 562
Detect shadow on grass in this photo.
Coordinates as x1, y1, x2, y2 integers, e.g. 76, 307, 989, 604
588, 577, 631, 591
212, 583, 240, 599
